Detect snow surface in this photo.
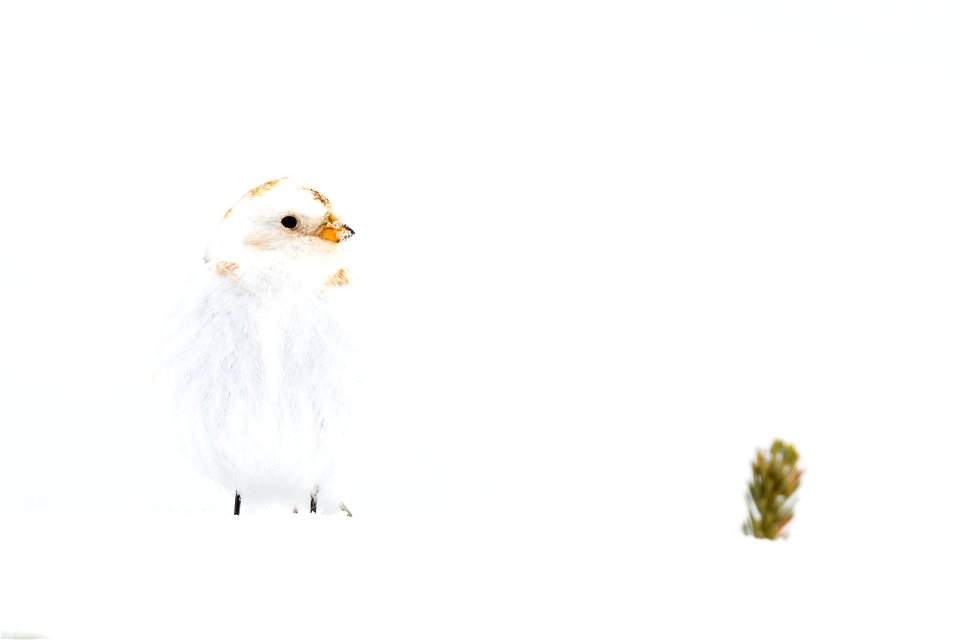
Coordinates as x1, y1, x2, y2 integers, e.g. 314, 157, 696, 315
1, 513, 954, 638
2, 0, 960, 637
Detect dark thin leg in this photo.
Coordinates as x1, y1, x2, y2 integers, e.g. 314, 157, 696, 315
234, 491, 241, 516
310, 491, 318, 513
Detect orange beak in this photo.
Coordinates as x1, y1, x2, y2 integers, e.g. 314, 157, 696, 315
316, 214, 355, 243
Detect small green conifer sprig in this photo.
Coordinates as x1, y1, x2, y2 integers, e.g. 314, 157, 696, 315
742, 439, 802, 540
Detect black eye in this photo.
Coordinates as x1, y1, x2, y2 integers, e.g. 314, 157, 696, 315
280, 215, 298, 229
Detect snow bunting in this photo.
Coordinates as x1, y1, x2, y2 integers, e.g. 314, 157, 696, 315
161, 178, 356, 515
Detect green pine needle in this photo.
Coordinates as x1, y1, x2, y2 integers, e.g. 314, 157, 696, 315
742, 439, 802, 540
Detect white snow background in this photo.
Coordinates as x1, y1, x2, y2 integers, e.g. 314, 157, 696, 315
1, 1, 958, 637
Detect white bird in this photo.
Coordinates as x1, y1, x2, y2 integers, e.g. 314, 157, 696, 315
160, 178, 357, 515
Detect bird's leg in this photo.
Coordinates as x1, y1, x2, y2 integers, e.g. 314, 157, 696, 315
307, 488, 352, 516
234, 491, 241, 516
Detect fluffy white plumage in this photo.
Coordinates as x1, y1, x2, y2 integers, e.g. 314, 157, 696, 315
159, 178, 357, 514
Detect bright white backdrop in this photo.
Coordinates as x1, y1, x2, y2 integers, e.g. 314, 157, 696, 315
1, 1, 958, 637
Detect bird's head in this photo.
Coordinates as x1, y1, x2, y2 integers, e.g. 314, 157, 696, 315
204, 178, 354, 273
